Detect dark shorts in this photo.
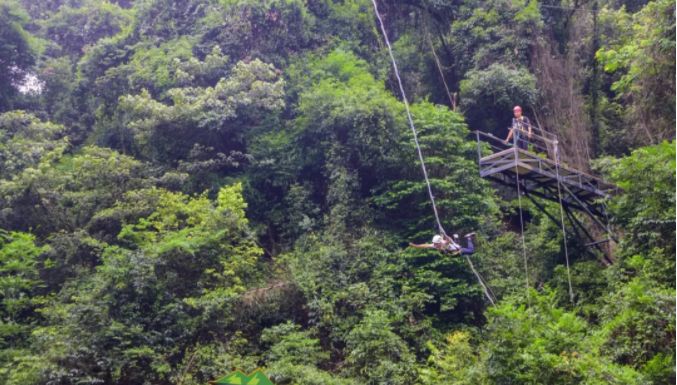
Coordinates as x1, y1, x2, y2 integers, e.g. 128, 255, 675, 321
514, 132, 528, 150
460, 238, 474, 255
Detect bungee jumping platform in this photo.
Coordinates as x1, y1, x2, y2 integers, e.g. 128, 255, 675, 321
474, 129, 618, 262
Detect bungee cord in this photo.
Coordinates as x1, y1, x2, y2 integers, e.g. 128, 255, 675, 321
513, 146, 531, 305
371, 0, 496, 306
554, 156, 575, 303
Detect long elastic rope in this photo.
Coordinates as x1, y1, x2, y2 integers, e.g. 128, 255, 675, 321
371, 0, 446, 237
372, 0, 498, 306
513, 145, 531, 305
422, 21, 455, 110
602, 202, 613, 259
465, 255, 495, 305
554, 154, 575, 303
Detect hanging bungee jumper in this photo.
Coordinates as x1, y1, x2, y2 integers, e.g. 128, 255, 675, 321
409, 232, 476, 256
370, 0, 495, 306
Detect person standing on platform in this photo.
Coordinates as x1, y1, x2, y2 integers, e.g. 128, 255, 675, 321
504, 105, 532, 150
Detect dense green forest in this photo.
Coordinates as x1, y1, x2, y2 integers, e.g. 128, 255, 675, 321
0, 0, 674, 384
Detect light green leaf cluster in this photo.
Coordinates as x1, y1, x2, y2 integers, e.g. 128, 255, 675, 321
119, 58, 285, 160
420, 289, 647, 384
0, 111, 68, 179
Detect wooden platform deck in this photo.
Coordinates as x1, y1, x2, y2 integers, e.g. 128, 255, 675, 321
474, 131, 619, 252
479, 147, 616, 203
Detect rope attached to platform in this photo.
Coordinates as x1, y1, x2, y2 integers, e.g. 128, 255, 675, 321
513, 147, 531, 305
554, 156, 575, 303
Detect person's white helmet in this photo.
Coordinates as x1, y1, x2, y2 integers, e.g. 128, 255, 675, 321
432, 235, 443, 244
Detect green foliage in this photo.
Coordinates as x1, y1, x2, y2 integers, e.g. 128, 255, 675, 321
0, 145, 152, 235
418, 330, 485, 384
475, 202, 564, 301
36, 56, 80, 132
170, 336, 260, 385
0, 231, 48, 331
317, 0, 377, 54
598, 276, 675, 383
117, 183, 262, 308
552, 261, 608, 317
284, 231, 436, 358
286, 50, 497, 241
249, 49, 404, 242
0, 1, 37, 111
0, 231, 48, 319
174, 45, 230, 87
598, 141, 676, 282
259, 321, 356, 385
291, 49, 402, 179
119, 58, 285, 163
374, 101, 498, 238
267, 363, 358, 385
459, 63, 538, 134
74, 25, 135, 116
484, 290, 590, 384
197, 0, 317, 66
449, 0, 543, 75
132, 0, 219, 39
0, 1, 673, 383
420, 289, 646, 385
126, 37, 196, 92
283, 234, 391, 346
401, 243, 484, 319
0, 110, 67, 179
607, 141, 675, 236
3, 183, 264, 384
261, 322, 329, 367
41, 0, 132, 58
344, 309, 416, 385
0, 231, 50, 385
596, 0, 676, 145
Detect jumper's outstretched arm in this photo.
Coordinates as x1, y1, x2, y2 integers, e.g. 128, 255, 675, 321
409, 242, 434, 249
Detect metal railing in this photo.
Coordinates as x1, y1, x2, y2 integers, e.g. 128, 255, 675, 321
508, 121, 560, 163
473, 124, 559, 163
474, 128, 617, 197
